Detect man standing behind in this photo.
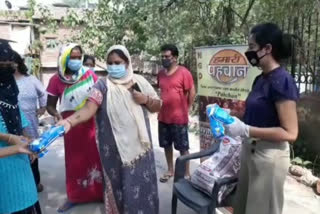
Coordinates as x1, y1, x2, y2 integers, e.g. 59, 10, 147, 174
158, 44, 196, 183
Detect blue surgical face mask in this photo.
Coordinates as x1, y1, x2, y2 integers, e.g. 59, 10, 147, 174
67, 59, 82, 72
107, 64, 127, 79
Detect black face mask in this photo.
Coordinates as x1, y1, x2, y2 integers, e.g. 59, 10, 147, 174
0, 65, 15, 82
245, 50, 267, 67
162, 59, 172, 69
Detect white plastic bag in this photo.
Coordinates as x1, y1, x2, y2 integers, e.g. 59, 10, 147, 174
190, 136, 241, 202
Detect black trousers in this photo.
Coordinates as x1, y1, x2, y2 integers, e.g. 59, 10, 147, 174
31, 159, 40, 185
12, 201, 42, 214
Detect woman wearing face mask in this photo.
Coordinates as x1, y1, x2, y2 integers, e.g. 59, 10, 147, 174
13, 51, 47, 193
0, 42, 42, 213
224, 23, 299, 214
57, 45, 162, 214
83, 54, 96, 72
46, 43, 103, 212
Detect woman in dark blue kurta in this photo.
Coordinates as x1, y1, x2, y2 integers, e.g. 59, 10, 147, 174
224, 23, 299, 214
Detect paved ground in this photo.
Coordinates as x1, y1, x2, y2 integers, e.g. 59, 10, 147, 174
37, 115, 320, 214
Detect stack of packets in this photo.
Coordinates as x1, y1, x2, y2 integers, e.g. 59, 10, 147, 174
29, 126, 65, 158
190, 104, 241, 203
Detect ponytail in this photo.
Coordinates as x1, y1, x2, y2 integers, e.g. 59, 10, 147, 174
279, 33, 293, 59
251, 23, 294, 61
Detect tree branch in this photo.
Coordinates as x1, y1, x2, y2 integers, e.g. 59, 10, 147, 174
240, 0, 256, 27
159, 0, 178, 13
230, 8, 244, 23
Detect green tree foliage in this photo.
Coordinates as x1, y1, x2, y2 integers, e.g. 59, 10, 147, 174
22, 0, 320, 170
30, 0, 320, 64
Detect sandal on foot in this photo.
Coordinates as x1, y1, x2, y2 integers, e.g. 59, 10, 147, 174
57, 201, 76, 213
159, 173, 173, 183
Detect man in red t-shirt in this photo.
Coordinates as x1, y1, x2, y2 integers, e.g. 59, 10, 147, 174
157, 44, 196, 182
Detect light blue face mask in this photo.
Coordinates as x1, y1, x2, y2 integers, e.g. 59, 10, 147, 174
67, 59, 82, 72
107, 64, 127, 79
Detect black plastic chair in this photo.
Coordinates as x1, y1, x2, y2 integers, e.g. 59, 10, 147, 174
172, 142, 237, 214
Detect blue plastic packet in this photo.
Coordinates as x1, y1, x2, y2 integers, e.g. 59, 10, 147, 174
29, 126, 65, 158
207, 104, 234, 125
206, 104, 235, 139
208, 114, 225, 139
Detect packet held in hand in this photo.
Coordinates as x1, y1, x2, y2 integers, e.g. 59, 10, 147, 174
207, 114, 225, 139
29, 126, 65, 158
206, 104, 234, 138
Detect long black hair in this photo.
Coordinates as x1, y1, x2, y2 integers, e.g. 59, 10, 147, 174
0, 41, 22, 135
12, 51, 29, 76
250, 23, 293, 61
